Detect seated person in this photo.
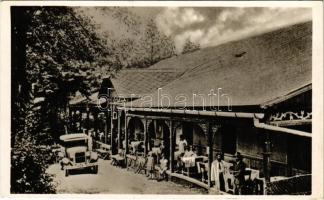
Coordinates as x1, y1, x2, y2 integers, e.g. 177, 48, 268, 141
181, 146, 197, 169
156, 141, 166, 163
174, 135, 187, 171
131, 140, 143, 155
157, 153, 168, 181
183, 146, 197, 158
151, 145, 161, 155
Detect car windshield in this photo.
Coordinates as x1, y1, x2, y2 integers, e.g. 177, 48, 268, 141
63, 140, 87, 148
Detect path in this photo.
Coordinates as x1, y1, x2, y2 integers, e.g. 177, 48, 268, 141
46, 159, 205, 194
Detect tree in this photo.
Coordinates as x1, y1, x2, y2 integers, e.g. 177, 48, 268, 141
20, 7, 115, 141
181, 38, 201, 54
92, 8, 177, 68
11, 6, 114, 193
141, 19, 176, 66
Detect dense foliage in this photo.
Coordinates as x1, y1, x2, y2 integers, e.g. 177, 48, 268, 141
11, 7, 112, 193
182, 38, 201, 54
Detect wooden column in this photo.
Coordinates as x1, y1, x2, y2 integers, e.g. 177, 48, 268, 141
143, 118, 152, 156
104, 111, 109, 144
117, 111, 121, 150
125, 115, 129, 154
86, 105, 90, 133
93, 110, 98, 137
142, 118, 147, 156
110, 105, 115, 154
207, 123, 220, 188
207, 123, 213, 187
68, 106, 72, 131
169, 120, 174, 173
125, 115, 129, 166
263, 131, 271, 183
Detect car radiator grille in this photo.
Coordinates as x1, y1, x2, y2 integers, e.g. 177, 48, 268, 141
75, 152, 86, 163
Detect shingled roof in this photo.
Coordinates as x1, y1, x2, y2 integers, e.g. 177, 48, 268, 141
110, 69, 184, 98
128, 21, 312, 109
69, 91, 99, 106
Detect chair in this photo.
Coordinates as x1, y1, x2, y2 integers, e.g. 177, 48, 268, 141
116, 150, 126, 167
136, 156, 147, 174
96, 143, 111, 160
223, 162, 234, 193
126, 154, 137, 171
111, 149, 126, 167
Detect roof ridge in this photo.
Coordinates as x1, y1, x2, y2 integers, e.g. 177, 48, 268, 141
118, 68, 181, 73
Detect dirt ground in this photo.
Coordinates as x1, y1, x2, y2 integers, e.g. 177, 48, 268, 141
46, 159, 205, 194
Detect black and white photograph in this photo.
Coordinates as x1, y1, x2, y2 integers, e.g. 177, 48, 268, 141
1, 1, 323, 197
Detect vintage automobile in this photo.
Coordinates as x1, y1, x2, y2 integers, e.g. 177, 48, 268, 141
59, 133, 98, 176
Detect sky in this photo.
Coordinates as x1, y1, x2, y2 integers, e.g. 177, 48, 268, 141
80, 7, 312, 53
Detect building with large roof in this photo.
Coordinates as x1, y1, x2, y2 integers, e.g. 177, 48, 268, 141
71, 21, 312, 195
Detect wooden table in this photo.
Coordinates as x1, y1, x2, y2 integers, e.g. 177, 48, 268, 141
181, 157, 196, 177
97, 148, 109, 160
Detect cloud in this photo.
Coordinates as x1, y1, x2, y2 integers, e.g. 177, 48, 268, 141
156, 8, 205, 36
218, 7, 246, 22
81, 7, 312, 53
156, 7, 312, 51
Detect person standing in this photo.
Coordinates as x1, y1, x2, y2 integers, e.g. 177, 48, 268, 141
174, 135, 187, 171
99, 131, 104, 142
159, 140, 165, 156
211, 153, 225, 191
178, 135, 188, 153
233, 152, 246, 195
88, 132, 93, 151
175, 135, 187, 159
146, 151, 156, 180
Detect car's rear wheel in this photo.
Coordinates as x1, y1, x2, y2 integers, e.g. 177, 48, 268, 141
93, 165, 98, 174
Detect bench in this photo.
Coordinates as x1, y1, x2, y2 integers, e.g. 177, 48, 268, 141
166, 170, 210, 190
111, 150, 126, 167
96, 142, 111, 160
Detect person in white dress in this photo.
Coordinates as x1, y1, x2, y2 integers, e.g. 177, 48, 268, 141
175, 135, 187, 158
